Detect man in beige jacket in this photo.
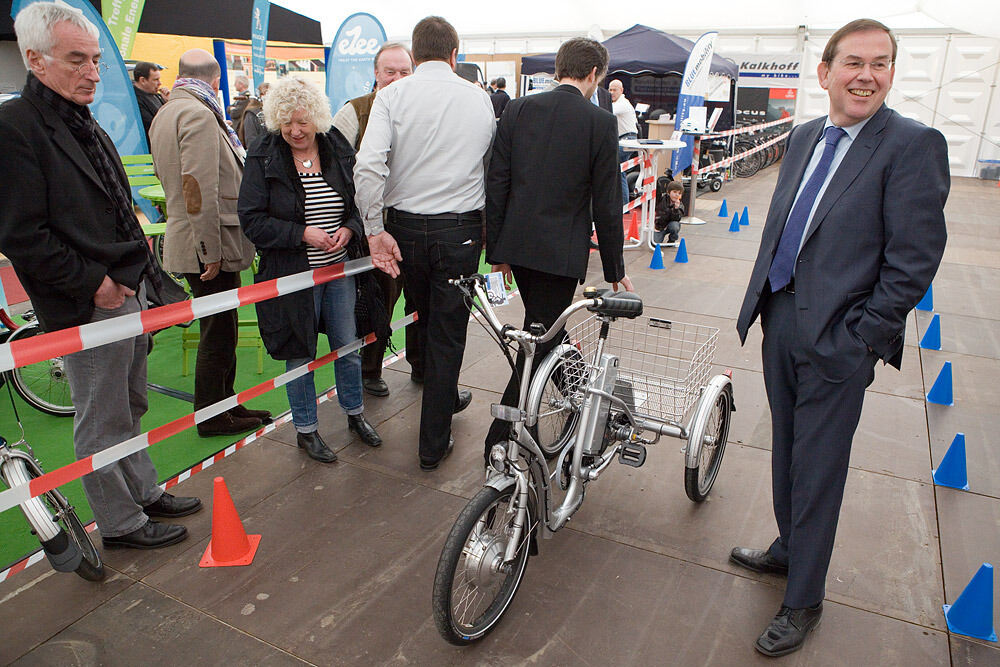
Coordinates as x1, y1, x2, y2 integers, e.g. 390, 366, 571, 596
150, 49, 269, 436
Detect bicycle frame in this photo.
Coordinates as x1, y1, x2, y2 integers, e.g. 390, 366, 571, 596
459, 277, 668, 567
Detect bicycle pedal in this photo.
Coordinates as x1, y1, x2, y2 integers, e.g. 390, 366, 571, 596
619, 442, 647, 468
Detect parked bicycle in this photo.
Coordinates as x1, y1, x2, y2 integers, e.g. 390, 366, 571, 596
432, 275, 734, 644
0, 388, 104, 580
0, 308, 74, 417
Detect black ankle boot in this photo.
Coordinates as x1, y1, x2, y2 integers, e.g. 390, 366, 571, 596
297, 431, 337, 463
348, 413, 382, 447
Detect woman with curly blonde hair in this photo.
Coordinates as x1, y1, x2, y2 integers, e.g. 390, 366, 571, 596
238, 77, 383, 462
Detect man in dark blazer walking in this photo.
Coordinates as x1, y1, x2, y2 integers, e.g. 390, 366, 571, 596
732, 19, 948, 656
484, 37, 632, 453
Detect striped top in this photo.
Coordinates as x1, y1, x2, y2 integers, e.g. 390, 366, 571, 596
300, 172, 348, 267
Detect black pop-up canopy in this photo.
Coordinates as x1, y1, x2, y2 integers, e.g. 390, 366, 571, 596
1, 0, 323, 44
521, 24, 738, 79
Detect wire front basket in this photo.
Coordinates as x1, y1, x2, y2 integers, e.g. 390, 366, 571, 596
566, 315, 719, 424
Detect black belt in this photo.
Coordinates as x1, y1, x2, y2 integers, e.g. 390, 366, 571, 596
386, 208, 481, 223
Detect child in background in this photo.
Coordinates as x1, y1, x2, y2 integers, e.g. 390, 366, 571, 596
654, 178, 684, 246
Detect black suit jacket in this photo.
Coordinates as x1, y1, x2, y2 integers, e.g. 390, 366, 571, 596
736, 105, 949, 381
0, 85, 149, 332
490, 89, 510, 119
486, 84, 624, 283
133, 84, 163, 142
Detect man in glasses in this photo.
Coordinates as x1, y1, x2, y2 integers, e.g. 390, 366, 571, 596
734, 18, 949, 656
0, 1, 202, 551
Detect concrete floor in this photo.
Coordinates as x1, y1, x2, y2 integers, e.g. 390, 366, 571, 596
1, 169, 998, 666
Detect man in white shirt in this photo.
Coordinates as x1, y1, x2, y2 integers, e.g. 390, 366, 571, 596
609, 79, 638, 206
333, 42, 418, 399
354, 16, 495, 471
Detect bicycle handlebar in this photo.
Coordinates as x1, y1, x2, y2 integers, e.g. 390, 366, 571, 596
448, 275, 643, 345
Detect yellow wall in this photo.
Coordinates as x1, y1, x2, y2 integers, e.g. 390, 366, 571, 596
131, 33, 214, 87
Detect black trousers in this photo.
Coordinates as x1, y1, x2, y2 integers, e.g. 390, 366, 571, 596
360, 269, 422, 380
387, 211, 482, 463
183, 269, 241, 411
760, 288, 876, 608
484, 265, 578, 453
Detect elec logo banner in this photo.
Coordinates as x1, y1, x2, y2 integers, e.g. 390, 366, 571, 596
326, 13, 387, 114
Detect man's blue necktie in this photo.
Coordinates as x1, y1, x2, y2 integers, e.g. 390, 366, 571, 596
768, 126, 847, 292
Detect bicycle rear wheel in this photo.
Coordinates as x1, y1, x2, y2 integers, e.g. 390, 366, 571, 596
684, 380, 732, 502
432, 485, 532, 645
1, 451, 105, 581
4, 323, 75, 417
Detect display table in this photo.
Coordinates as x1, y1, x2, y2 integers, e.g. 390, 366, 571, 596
620, 138, 685, 251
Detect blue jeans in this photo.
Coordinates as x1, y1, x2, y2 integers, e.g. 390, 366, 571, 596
618, 132, 638, 207
285, 275, 363, 433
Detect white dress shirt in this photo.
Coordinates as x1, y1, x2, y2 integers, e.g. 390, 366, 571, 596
612, 95, 638, 136
791, 114, 873, 256
353, 60, 496, 235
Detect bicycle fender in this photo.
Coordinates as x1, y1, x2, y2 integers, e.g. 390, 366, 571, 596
684, 374, 733, 469
525, 343, 578, 428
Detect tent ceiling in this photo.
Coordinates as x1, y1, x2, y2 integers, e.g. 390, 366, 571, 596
1, 0, 323, 43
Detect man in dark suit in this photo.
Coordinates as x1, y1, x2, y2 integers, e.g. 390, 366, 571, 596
490, 76, 510, 119
132, 61, 164, 143
732, 19, 948, 656
484, 37, 632, 453
0, 2, 201, 551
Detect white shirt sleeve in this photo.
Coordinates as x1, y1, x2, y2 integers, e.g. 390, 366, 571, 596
353, 92, 393, 236
331, 103, 360, 149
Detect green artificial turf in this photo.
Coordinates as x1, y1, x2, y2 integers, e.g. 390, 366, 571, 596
1, 258, 507, 569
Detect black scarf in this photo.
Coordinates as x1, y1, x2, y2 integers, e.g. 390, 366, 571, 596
26, 73, 160, 291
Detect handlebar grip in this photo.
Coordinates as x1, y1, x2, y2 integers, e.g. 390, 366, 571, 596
587, 290, 644, 319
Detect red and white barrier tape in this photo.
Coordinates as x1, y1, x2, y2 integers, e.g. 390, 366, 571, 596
0, 257, 374, 374
699, 116, 794, 139
697, 130, 790, 174
623, 188, 655, 213
0, 312, 417, 515
0, 325, 419, 584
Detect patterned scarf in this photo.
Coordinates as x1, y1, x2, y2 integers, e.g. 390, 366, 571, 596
26, 73, 160, 291
172, 77, 245, 156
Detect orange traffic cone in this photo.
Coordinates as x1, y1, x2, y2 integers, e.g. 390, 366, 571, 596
199, 477, 261, 567
627, 211, 640, 241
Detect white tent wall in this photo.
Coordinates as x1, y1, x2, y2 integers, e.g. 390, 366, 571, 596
452, 27, 999, 178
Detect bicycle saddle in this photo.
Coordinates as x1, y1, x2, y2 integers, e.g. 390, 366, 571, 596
585, 289, 643, 319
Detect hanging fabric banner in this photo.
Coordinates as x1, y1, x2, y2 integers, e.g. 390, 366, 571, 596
325, 13, 386, 114
671, 31, 717, 175
11, 0, 157, 224
101, 0, 146, 59
250, 0, 270, 93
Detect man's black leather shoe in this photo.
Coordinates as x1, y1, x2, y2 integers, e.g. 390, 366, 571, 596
143, 492, 202, 518
102, 520, 188, 550
755, 603, 823, 657
730, 546, 789, 575
348, 413, 383, 447
198, 413, 262, 437
297, 431, 338, 463
420, 436, 454, 471
230, 404, 273, 422
362, 378, 390, 397
454, 390, 472, 414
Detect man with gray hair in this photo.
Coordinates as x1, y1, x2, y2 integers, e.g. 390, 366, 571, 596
150, 49, 266, 436
228, 73, 251, 124
0, 1, 201, 551
332, 41, 420, 398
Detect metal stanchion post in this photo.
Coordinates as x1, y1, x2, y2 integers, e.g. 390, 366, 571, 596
682, 134, 707, 225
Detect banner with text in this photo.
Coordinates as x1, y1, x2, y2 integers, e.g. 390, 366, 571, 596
250, 0, 270, 92
734, 53, 801, 124
101, 0, 145, 58
671, 31, 717, 175
326, 13, 386, 114
11, 0, 156, 223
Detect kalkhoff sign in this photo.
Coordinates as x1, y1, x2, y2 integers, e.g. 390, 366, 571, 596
325, 13, 386, 114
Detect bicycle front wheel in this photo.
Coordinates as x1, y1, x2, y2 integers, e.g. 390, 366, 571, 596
4, 323, 75, 417
528, 345, 586, 458
1, 453, 105, 581
432, 486, 532, 645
